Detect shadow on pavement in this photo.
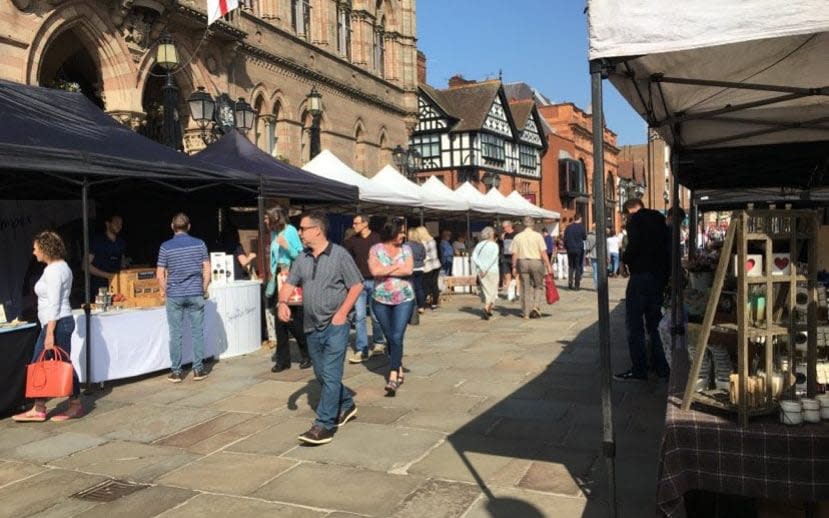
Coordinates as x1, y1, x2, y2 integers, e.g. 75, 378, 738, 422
446, 299, 667, 517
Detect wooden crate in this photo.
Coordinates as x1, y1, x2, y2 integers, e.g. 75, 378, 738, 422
109, 267, 163, 308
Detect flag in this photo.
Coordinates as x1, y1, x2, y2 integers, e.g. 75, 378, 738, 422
207, 0, 239, 26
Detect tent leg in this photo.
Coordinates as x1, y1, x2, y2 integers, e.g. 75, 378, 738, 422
688, 192, 697, 260
82, 178, 93, 392
670, 154, 683, 357
258, 176, 268, 341
590, 59, 617, 518
466, 211, 472, 280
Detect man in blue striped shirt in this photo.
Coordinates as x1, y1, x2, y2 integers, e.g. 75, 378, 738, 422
157, 213, 211, 383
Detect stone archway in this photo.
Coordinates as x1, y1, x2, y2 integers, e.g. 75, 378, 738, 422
37, 27, 104, 108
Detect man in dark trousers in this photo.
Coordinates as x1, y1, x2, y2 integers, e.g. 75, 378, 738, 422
563, 215, 587, 290
614, 198, 671, 382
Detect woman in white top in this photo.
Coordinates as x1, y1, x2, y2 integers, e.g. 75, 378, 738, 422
471, 226, 500, 320
14, 231, 82, 422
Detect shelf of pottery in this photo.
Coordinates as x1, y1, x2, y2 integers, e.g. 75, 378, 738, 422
682, 208, 828, 427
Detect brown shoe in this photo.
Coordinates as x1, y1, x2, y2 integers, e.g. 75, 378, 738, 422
298, 425, 335, 445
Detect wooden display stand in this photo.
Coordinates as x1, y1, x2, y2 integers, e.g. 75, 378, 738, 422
682, 209, 819, 427
108, 267, 163, 308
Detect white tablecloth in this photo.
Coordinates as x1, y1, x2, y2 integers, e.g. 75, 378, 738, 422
70, 281, 261, 383
452, 256, 473, 293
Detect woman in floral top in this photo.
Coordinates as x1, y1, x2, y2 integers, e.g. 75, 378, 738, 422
369, 220, 414, 396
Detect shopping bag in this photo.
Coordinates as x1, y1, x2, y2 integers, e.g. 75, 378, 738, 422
26, 347, 73, 399
544, 274, 560, 305
506, 279, 517, 301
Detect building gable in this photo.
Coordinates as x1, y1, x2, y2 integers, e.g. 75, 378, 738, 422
415, 93, 451, 133
483, 96, 514, 138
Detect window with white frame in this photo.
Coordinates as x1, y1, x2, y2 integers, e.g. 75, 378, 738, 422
292, 0, 311, 39
412, 134, 440, 159
519, 145, 536, 168
374, 18, 385, 76
481, 133, 505, 162
336, 2, 351, 59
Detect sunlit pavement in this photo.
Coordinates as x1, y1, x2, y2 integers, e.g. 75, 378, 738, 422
0, 277, 666, 517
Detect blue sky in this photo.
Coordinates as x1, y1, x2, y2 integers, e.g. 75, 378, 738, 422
416, 0, 646, 146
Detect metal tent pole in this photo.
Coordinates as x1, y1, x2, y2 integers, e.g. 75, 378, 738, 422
670, 154, 683, 357
688, 190, 697, 260
590, 59, 617, 518
466, 211, 472, 278
82, 178, 92, 392
257, 176, 267, 337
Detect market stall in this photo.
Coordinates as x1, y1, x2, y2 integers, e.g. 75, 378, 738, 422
587, 1, 829, 514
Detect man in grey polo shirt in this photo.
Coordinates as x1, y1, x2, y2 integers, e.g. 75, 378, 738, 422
278, 211, 363, 445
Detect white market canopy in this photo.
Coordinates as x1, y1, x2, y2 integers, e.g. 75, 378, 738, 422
454, 182, 504, 215
588, 0, 829, 190
506, 191, 560, 220
302, 150, 404, 206
419, 176, 469, 212
368, 165, 424, 207
483, 187, 524, 217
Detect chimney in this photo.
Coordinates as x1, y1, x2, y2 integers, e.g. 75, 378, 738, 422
448, 74, 476, 88
417, 50, 427, 85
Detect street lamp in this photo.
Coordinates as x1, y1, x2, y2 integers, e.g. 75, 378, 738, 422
306, 86, 323, 159
187, 87, 256, 144
156, 33, 180, 149
392, 144, 422, 180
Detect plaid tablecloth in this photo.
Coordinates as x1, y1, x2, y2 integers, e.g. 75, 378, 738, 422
657, 351, 829, 517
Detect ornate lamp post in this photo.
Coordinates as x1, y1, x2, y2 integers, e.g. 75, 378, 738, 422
156, 33, 180, 149
187, 87, 256, 144
392, 144, 422, 180
306, 86, 323, 159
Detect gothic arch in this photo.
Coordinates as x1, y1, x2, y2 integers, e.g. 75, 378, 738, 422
27, 2, 137, 110
249, 82, 271, 114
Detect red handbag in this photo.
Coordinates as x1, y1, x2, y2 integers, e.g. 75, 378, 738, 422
544, 274, 560, 305
26, 347, 74, 399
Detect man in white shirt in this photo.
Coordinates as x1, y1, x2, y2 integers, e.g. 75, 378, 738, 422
607, 229, 621, 277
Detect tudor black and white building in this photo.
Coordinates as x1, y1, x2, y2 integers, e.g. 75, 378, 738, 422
408, 77, 548, 199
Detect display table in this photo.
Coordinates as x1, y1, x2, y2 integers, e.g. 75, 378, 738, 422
0, 323, 38, 415
69, 280, 261, 383
451, 256, 473, 293
657, 347, 829, 517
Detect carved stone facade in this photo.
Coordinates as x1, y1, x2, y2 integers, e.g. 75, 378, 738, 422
0, 0, 417, 174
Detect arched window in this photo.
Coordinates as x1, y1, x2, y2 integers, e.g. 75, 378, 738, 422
374, 16, 385, 77
337, 1, 352, 59
291, 0, 311, 40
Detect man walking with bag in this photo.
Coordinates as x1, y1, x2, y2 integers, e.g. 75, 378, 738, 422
511, 216, 553, 319
278, 211, 363, 445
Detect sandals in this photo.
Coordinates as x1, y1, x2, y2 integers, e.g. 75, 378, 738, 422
385, 379, 400, 397
12, 407, 47, 422
51, 405, 84, 422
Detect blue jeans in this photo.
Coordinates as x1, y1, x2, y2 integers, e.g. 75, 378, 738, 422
371, 299, 414, 371
609, 253, 620, 275
32, 316, 79, 397
412, 271, 425, 309
166, 295, 206, 374
353, 279, 385, 352
306, 323, 353, 430
625, 272, 669, 378
441, 258, 453, 275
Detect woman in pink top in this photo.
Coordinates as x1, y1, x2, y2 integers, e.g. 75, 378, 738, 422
368, 220, 414, 396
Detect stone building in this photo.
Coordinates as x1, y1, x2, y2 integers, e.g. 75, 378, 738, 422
619, 130, 690, 214
0, 0, 417, 173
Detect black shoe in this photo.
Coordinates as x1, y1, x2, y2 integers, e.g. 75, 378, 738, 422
299, 358, 312, 369
482, 310, 490, 320
613, 369, 647, 382
298, 425, 335, 445
271, 363, 290, 373
529, 309, 541, 319
337, 404, 357, 426
192, 369, 209, 381
167, 371, 183, 383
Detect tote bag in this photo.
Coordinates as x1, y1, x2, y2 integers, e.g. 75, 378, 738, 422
544, 274, 560, 305
26, 347, 74, 399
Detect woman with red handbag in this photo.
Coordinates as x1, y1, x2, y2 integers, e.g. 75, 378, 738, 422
13, 231, 82, 422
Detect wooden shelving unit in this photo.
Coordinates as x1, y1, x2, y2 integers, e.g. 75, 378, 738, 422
682, 209, 819, 426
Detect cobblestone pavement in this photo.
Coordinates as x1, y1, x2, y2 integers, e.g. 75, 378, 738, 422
0, 278, 667, 517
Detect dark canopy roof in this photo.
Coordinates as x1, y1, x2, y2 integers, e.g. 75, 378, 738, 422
194, 130, 358, 203
0, 80, 261, 201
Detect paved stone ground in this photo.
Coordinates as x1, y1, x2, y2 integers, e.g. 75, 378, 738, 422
0, 278, 667, 518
